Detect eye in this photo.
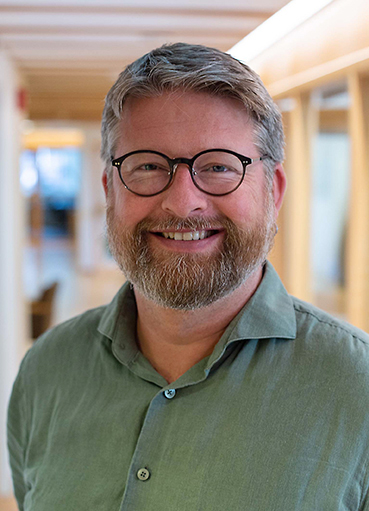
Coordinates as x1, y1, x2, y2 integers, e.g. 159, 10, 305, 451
132, 162, 168, 173
143, 163, 160, 171
211, 165, 228, 173
199, 164, 240, 174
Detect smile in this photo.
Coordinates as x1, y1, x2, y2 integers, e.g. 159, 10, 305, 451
157, 230, 217, 241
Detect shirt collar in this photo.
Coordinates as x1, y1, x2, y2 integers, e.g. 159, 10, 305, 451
98, 261, 297, 371
205, 262, 297, 370
97, 280, 138, 364
228, 262, 296, 341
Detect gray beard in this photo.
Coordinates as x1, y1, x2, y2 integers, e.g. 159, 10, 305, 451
106, 200, 275, 310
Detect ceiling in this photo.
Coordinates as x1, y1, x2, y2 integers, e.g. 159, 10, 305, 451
0, 0, 292, 121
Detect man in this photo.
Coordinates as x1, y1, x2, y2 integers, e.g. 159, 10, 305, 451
8, 43, 369, 510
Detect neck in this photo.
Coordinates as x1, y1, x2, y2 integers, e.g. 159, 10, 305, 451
134, 266, 263, 383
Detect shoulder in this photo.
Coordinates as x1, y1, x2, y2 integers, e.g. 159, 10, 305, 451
18, 304, 110, 386
292, 296, 369, 344
35, 303, 107, 351
16, 281, 135, 389
290, 296, 369, 375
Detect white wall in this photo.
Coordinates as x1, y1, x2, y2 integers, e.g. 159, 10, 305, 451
76, 124, 106, 272
0, 50, 28, 496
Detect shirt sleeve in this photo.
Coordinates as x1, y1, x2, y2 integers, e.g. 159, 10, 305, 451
7, 369, 28, 511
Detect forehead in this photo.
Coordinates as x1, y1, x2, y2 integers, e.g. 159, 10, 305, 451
115, 91, 256, 158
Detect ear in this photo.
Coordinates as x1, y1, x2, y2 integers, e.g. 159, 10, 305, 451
272, 163, 287, 216
102, 169, 109, 199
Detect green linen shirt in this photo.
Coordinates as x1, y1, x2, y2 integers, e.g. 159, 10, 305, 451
7, 263, 369, 510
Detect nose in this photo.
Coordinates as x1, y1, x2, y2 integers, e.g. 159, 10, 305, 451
160, 164, 209, 218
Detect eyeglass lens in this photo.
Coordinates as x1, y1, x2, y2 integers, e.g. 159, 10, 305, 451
118, 151, 244, 196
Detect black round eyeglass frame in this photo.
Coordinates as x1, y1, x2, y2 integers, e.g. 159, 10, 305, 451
111, 148, 269, 197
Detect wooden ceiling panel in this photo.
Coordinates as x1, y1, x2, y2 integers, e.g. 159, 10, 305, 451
0, 0, 289, 12
0, 10, 267, 27
0, 0, 292, 120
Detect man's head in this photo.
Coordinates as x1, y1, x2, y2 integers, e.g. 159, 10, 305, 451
101, 42, 284, 188
101, 43, 286, 310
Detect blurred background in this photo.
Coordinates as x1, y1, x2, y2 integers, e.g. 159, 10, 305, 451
1, 0, 369, 507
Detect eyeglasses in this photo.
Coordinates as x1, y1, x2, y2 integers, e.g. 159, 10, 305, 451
111, 149, 268, 197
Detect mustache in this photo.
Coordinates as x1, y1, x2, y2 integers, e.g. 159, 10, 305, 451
134, 215, 230, 233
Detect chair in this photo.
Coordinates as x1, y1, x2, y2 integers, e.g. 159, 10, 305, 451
31, 282, 59, 339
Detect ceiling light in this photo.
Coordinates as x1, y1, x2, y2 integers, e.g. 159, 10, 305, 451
228, 0, 334, 63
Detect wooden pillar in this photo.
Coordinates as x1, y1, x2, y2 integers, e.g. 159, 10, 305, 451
346, 73, 369, 331
283, 92, 318, 302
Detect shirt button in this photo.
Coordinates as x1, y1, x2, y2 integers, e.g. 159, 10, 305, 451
137, 468, 150, 481
164, 389, 176, 399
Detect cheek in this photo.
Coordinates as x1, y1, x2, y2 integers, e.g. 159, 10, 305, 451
241, 174, 267, 204
218, 190, 259, 223
218, 185, 272, 227
109, 182, 161, 228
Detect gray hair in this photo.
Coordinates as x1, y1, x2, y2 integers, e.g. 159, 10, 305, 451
101, 43, 284, 185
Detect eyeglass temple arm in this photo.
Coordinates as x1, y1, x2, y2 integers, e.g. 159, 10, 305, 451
249, 155, 270, 164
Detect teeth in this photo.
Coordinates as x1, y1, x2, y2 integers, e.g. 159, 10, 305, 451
161, 230, 211, 241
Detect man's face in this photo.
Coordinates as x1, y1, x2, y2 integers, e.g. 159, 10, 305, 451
104, 91, 285, 310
